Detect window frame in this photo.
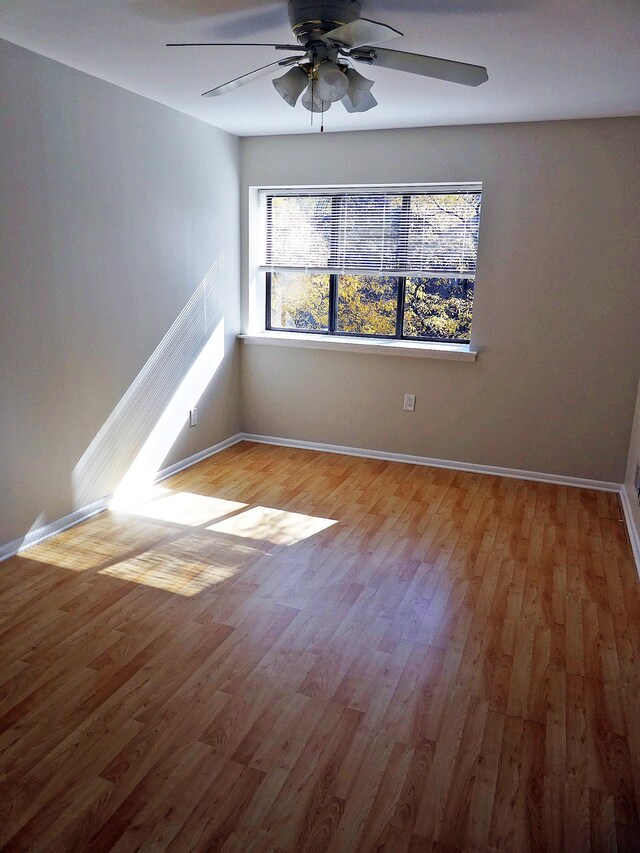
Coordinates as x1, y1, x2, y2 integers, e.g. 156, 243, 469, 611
259, 183, 481, 347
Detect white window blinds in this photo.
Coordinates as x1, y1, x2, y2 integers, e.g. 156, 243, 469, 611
263, 187, 481, 277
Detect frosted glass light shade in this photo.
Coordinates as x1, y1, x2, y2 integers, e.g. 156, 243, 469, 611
301, 83, 332, 113
315, 61, 349, 103
342, 67, 375, 111
342, 89, 377, 113
273, 66, 308, 107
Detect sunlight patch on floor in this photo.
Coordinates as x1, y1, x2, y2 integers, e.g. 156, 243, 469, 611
19, 495, 338, 594
97, 532, 266, 595
98, 551, 243, 596
119, 487, 247, 527
207, 505, 337, 546
22, 542, 110, 572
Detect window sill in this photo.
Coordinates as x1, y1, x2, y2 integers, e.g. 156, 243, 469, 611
238, 332, 477, 361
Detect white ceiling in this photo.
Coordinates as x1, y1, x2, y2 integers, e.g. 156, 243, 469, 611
1, 0, 639, 137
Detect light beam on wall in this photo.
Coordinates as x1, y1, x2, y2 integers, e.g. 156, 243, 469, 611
14, 513, 46, 553
111, 319, 225, 508
72, 256, 226, 510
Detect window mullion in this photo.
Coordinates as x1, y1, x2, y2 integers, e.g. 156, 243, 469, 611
396, 277, 406, 339
329, 274, 338, 333
265, 271, 272, 331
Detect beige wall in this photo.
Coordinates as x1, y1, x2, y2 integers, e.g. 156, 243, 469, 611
0, 39, 241, 548
625, 376, 640, 546
240, 118, 640, 483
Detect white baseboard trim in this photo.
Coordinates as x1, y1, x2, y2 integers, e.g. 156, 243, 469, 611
241, 432, 640, 575
155, 434, 244, 483
620, 485, 640, 578
0, 498, 109, 564
0, 433, 244, 564
5, 432, 638, 579
240, 432, 621, 493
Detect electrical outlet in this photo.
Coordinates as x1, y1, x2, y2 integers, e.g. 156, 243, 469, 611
635, 460, 640, 505
403, 394, 416, 412
190, 408, 198, 428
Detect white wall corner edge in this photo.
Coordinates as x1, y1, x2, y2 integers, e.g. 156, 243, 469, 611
0, 433, 245, 564
619, 484, 640, 579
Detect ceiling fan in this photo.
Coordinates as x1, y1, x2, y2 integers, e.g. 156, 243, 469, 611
167, 0, 488, 116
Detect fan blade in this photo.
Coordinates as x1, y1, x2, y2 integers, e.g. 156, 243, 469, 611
351, 47, 488, 86
202, 56, 300, 97
167, 43, 304, 51
342, 90, 378, 113
323, 18, 402, 49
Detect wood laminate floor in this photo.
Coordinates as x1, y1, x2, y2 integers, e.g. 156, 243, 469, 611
1, 442, 640, 852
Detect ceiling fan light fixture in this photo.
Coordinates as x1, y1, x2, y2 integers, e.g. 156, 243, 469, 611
273, 65, 309, 107
175, 0, 488, 121
301, 82, 332, 113
315, 60, 349, 103
342, 66, 375, 110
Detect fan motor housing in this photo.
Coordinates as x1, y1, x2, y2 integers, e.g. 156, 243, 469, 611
288, 0, 361, 45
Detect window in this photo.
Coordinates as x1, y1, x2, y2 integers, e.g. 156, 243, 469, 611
261, 185, 481, 344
